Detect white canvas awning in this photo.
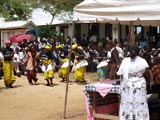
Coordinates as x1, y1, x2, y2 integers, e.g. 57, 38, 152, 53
0, 21, 37, 29
73, 0, 160, 26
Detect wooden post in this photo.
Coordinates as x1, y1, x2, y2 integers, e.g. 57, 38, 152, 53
63, 21, 75, 119
129, 22, 135, 46
93, 92, 97, 120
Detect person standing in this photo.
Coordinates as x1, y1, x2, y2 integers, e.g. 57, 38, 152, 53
13, 47, 21, 77
71, 44, 88, 84
40, 45, 54, 86
55, 45, 70, 82
58, 57, 70, 82
0, 48, 4, 78
117, 45, 149, 120
2, 40, 15, 88
105, 37, 121, 80
23, 45, 38, 85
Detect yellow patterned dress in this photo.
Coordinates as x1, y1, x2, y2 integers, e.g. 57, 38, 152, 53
74, 60, 88, 82
41, 58, 54, 80
2, 47, 15, 88
58, 58, 70, 80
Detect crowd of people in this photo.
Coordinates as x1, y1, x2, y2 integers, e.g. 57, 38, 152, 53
0, 33, 160, 119
0, 35, 90, 87
0, 35, 159, 87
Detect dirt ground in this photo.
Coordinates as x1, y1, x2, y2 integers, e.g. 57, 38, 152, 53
0, 72, 98, 120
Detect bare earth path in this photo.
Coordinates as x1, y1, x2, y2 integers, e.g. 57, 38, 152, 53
0, 72, 98, 120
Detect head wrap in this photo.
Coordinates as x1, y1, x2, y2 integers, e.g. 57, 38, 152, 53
56, 45, 62, 49
5, 40, 11, 45
98, 42, 103, 47
72, 44, 78, 50
151, 48, 156, 51
44, 45, 51, 50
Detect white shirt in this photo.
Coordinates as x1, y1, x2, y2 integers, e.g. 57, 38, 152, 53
116, 46, 124, 58
13, 53, 20, 62
0, 52, 4, 60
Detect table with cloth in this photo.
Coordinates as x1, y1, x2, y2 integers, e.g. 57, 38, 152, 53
84, 80, 120, 120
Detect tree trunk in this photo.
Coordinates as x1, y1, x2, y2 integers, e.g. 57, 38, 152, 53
49, 15, 55, 25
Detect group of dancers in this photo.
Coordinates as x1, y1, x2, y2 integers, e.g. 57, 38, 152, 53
1, 38, 89, 88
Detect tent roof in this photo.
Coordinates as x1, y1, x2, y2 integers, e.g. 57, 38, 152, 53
73, 0, 160, 26
0, 21, 37, 29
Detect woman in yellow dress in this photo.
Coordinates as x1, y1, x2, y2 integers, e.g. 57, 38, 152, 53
58, 57, 70, 82
72, 44, 88, 84
2, 40, 15, 88
55, 45, 70, 82
40, 45, 55, 86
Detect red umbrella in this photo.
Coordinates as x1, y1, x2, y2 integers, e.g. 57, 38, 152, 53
10, 34, 23, 42
10, 34, 32, 43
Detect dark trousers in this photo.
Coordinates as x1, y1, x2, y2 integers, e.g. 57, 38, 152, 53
147, 84, 160, 120
147, 84, 160, 98
26, 70, 37, 84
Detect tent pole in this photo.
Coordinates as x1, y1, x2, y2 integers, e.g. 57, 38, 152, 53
63, 21, 75, 119
129, 21, 135, 46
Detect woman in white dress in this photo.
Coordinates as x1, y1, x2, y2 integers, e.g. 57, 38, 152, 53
117, 45, 149, 120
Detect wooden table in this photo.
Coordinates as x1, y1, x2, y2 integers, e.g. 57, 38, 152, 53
84, 80, 120, 120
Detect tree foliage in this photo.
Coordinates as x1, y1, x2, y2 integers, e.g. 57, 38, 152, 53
0, 0, 32, 21
38, 25, 64, 43
0, 0, 83, 21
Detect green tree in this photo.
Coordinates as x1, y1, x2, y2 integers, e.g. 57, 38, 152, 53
28, 0, 83, 24
0, 0, 32, 21
0, 0, 83, 22
38, 25, 64, 43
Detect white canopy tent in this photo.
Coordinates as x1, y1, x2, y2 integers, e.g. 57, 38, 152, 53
73, 0, 160, 45
73, 0, 160, 26
63, 0, 160, 118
